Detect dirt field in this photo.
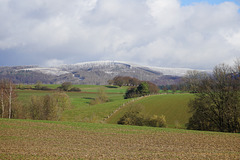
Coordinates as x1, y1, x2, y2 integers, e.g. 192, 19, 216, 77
1, 119, 240, 159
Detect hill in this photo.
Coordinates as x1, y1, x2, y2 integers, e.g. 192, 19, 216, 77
1, 119, 240, 159
107, 94, 193, 128
0, 61, 205, 85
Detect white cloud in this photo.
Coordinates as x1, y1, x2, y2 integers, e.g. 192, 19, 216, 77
44, 59, 64, 67
0, 0, 240, 69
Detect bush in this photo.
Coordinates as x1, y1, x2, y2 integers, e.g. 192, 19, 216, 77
58, 82, 72, 91
69, 87, 81, 92
124, 82, 150, 99
41, 86, 52, 90
90, 88, 109, 105
118, 104, 166, 128
124, 87, 139, 99
146, 115, 167, 127
118, 109, 145, 126
28, 92, 71, 121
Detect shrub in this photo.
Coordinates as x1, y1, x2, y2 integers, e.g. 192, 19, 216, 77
90, 88, 109, 105
118, 104, 166, 128
58, 82, 72, 91
146, 115, 167, 127
124, 82, 151, 99
28, 92, 71, 121
124, 87, 139, 99
118, 109, 145, 126
69, 87, 81, 92
41, 86, 52, 90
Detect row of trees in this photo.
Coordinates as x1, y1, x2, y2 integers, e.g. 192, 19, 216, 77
29, 92, 71, 121
0, 79, 72, 120
108, 76, 141, 87
108, 76, 159, 99
185, 59, 240, 133
124, 81, 159, 99
18, 81, 81, 92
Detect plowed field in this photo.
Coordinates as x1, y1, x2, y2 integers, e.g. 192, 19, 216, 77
1, 119, 240, 159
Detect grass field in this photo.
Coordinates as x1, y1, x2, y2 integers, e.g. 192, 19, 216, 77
1, 118, 240, 159
107, 94, 194, 128
17, 86, 194, 126
16, 85, 129, 123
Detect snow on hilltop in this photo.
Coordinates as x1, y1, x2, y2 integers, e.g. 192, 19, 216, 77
19, 67, 69, 76
19, 60, 205, 77
58, 60, 197, 76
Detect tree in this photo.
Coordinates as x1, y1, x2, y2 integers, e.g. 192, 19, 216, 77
0, 79, 16, 119
146, 81, 159, 94
28, 92, 71, 121
183, 70, 207, 93
34, 81, 43, 90
137, 82, 150, 96
124, 82, 151, 99
110, 76, 140, 87
0, 81, 5, 118
124, 87, 139, 99
186, 62, 240, 133
59, 82, 72, 91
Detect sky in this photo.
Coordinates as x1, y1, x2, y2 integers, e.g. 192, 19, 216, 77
0, 0, 240, 69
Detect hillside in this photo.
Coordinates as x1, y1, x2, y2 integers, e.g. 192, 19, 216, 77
1, 119, 240, 159
107, 94, 193, 128
0, 61, 203, 85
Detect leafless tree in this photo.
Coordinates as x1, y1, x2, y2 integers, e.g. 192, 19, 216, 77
0, 79, 16, 119
186, 61, 240, 133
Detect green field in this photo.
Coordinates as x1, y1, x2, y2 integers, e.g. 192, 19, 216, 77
1, 118, 240, 159
107, 94, 194, 128
17, 86, 193, 127
17, 85, 129, 123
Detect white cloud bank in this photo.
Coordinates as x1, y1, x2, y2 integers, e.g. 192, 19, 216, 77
0, 0, 240, 69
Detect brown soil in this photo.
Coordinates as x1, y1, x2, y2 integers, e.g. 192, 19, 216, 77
0, 119, 240, 159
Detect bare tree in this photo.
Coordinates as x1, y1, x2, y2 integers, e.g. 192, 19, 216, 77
1, 84, 4, 118
186, 62, 240, 132
0, 79, 16, 119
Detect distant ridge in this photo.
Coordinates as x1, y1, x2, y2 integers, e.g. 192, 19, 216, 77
0, 61, 206, 85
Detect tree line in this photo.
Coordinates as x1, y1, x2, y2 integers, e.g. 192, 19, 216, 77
185, 59, 240, 133
0, 79, 71, 120
109, 76, 159, 99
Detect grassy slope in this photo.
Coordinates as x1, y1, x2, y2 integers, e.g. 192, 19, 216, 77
17, 86, 129, 123
1, 118, 240, 159
107, 94, 194, 128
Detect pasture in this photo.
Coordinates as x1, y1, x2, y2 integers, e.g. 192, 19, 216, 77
16, 85, 129, 123
107, 94, 194, 128
16, 85, 192, 127
1, 118, 240, 159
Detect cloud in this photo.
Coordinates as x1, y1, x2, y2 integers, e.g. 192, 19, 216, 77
0, 0, 240, 69
44, 59, 65, 67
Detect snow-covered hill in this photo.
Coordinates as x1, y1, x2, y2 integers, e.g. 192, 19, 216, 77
57, 61, 195, 77
2, 61, 208, 85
